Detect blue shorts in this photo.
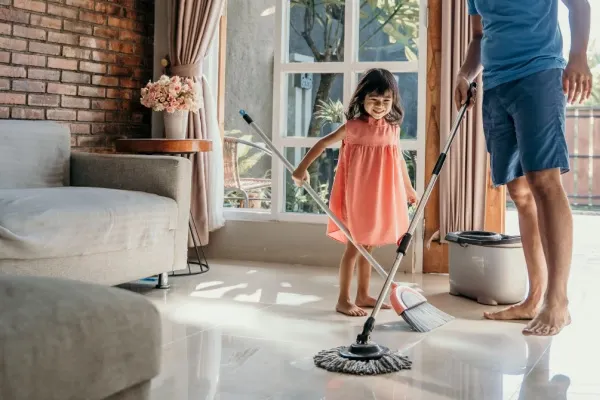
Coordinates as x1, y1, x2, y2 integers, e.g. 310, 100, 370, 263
482, 68, 570, 186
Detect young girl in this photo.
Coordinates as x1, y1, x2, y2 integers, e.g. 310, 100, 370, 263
292, 69, 419, 317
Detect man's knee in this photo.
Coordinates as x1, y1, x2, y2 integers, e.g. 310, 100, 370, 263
526, 169, 566, 199
507, 178, 535, 211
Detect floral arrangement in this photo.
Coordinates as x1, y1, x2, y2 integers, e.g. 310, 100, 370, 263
140, 75, 202, 113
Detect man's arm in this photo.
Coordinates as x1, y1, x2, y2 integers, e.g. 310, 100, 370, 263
561, 0, 592, 103
455, 15, 484, 109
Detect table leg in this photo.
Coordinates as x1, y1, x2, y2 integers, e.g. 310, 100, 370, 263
169, 211, 210, 277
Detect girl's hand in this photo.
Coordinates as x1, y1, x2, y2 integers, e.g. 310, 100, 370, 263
292, 169, 310, 187
406, 186, 419, 205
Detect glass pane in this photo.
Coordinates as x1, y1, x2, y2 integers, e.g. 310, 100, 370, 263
288, 0, 345, 63
356, 72, 418, 139
223, 131, 272, 210
285, 147, 339, 214
285, 73, 344, 137
284, 147, 418, 216
358, 0, 420, 62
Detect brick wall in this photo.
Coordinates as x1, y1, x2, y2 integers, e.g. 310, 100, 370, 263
0, 0, 154, 151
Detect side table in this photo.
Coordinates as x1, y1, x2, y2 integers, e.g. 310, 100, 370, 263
116, 139, 213, 287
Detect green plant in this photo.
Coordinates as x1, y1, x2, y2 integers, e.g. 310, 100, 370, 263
315, 98, 345, 125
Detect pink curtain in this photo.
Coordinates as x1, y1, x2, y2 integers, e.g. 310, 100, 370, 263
168, 0, 225, 245
437, 0, 487, 241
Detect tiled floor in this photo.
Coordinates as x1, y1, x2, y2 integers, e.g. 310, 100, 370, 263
137, 212, 599, 400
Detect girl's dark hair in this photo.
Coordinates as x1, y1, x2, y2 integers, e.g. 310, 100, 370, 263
345, 68, 404, 125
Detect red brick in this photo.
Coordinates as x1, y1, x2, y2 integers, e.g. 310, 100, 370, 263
12, 79, 45, 92
13, 25, 46, 41
47, 83, 77, 95
0, 65, 26, 78
107, 65, 130, 76
0, 37, 27, 51
92, 99, 118, 110
107, 16, 134, 30
95, 3, 122, 16
63, 20, 93, 35
79, 11, 105, 25
63, 46, 91, 59
29, 41, 61, 55
91, 50, 116, 63
79, 61, 106, 74
61, 71, 90, 84
0, 22, 10, 35
76, 135, 107, 147
28, 94, 60, 107
30, 15, 62, 30
12, 53, 46, 67
62, 95, 89, 109
13, 0, 46, 13
78, 86, 105, 98
93, 26, 118, 39
0, 106, 9, 118
119, 78, 139, 89
92, 75, 119, 87
47, 109, 77, 121
0, 93, 26, 104
109, 40, 135, 54
116, 54, 141, 66
47, 4, 77, 19
77, 110, 105, 122
47, 57, 78, 71
28, 68, 60, 81
66, 0, 94, 10
131, 113, 144, 123
107, 88, 132, 99
0, 78, 9, 90
0, 51, 8, 63
119, 30, 143, 43
48, 31, 78, 45
11, 107, 44, 120
79, 37, 107, 49
69, 122, 90, 133
0, 7, 29, 24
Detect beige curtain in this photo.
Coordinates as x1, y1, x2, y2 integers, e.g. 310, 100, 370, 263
437, 0, 487, 241
168, 0, 225, 245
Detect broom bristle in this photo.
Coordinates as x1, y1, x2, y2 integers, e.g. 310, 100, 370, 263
314, 346, 412, 375
401, 302, 454, 333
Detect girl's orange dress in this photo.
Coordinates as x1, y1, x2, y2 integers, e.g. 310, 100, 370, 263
327, 117, 409, 246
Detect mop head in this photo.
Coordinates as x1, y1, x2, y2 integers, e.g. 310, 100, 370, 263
402, 302, 454, 333
314, 346, 412, 375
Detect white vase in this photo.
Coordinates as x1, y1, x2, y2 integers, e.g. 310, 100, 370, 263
163, 110, 189, 139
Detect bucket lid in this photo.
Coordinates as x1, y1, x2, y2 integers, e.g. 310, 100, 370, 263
445, 231, 521, 246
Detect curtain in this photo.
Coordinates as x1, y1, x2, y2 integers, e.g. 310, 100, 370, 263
168, 0, 225, 245
437, 0, 487, 242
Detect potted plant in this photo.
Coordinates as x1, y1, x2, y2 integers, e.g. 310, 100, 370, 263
315, 98, 345, 136
140, 75, 202, 139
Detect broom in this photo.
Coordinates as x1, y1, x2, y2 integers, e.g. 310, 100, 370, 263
239, 83, 474, 374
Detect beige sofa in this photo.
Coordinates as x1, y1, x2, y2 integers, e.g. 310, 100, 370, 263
0, 120, 192, 286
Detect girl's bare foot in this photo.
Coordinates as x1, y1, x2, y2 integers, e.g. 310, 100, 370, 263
336, 300, 368, 316
355, 295, 391, 309
483, 300, 541, 320
522, 303, 571, 336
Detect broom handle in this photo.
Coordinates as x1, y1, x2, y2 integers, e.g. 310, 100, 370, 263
369, 82, 477, 318
239, 110, 392, 281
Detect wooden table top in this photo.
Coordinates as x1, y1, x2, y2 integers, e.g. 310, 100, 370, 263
115, 138, 212, 155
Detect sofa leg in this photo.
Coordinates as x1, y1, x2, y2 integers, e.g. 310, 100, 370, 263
156, 272, 170, 289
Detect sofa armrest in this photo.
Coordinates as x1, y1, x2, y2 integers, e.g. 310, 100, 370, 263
70, 152, 192, 271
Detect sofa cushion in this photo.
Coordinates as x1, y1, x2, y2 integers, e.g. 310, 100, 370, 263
0, 275, 161, 400
0, 187, 178, 260
0, 120, 70, 189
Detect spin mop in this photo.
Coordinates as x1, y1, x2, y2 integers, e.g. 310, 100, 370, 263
239, 82, 475, 375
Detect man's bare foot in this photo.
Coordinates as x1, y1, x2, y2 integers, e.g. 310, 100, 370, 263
483, 300, 541, 320
523, 303, 571, 336
355, 295, 391, 309
336, 300, 368, 317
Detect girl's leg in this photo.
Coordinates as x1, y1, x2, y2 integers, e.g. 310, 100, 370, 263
355, 246, 391, 309
336, 242, 367, 317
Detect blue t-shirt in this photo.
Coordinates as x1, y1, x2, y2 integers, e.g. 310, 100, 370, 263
467, 0, 566, 89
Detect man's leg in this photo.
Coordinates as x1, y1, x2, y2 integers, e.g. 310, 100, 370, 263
484, 177, 547, 320
523, 168, 572, 336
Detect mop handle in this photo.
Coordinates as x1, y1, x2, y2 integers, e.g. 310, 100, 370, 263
368, 82, 477, 318
239, 110, 391, 281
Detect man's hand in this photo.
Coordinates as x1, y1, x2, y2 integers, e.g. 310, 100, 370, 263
454, 75, 477, 110
563, 53, 593, 104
